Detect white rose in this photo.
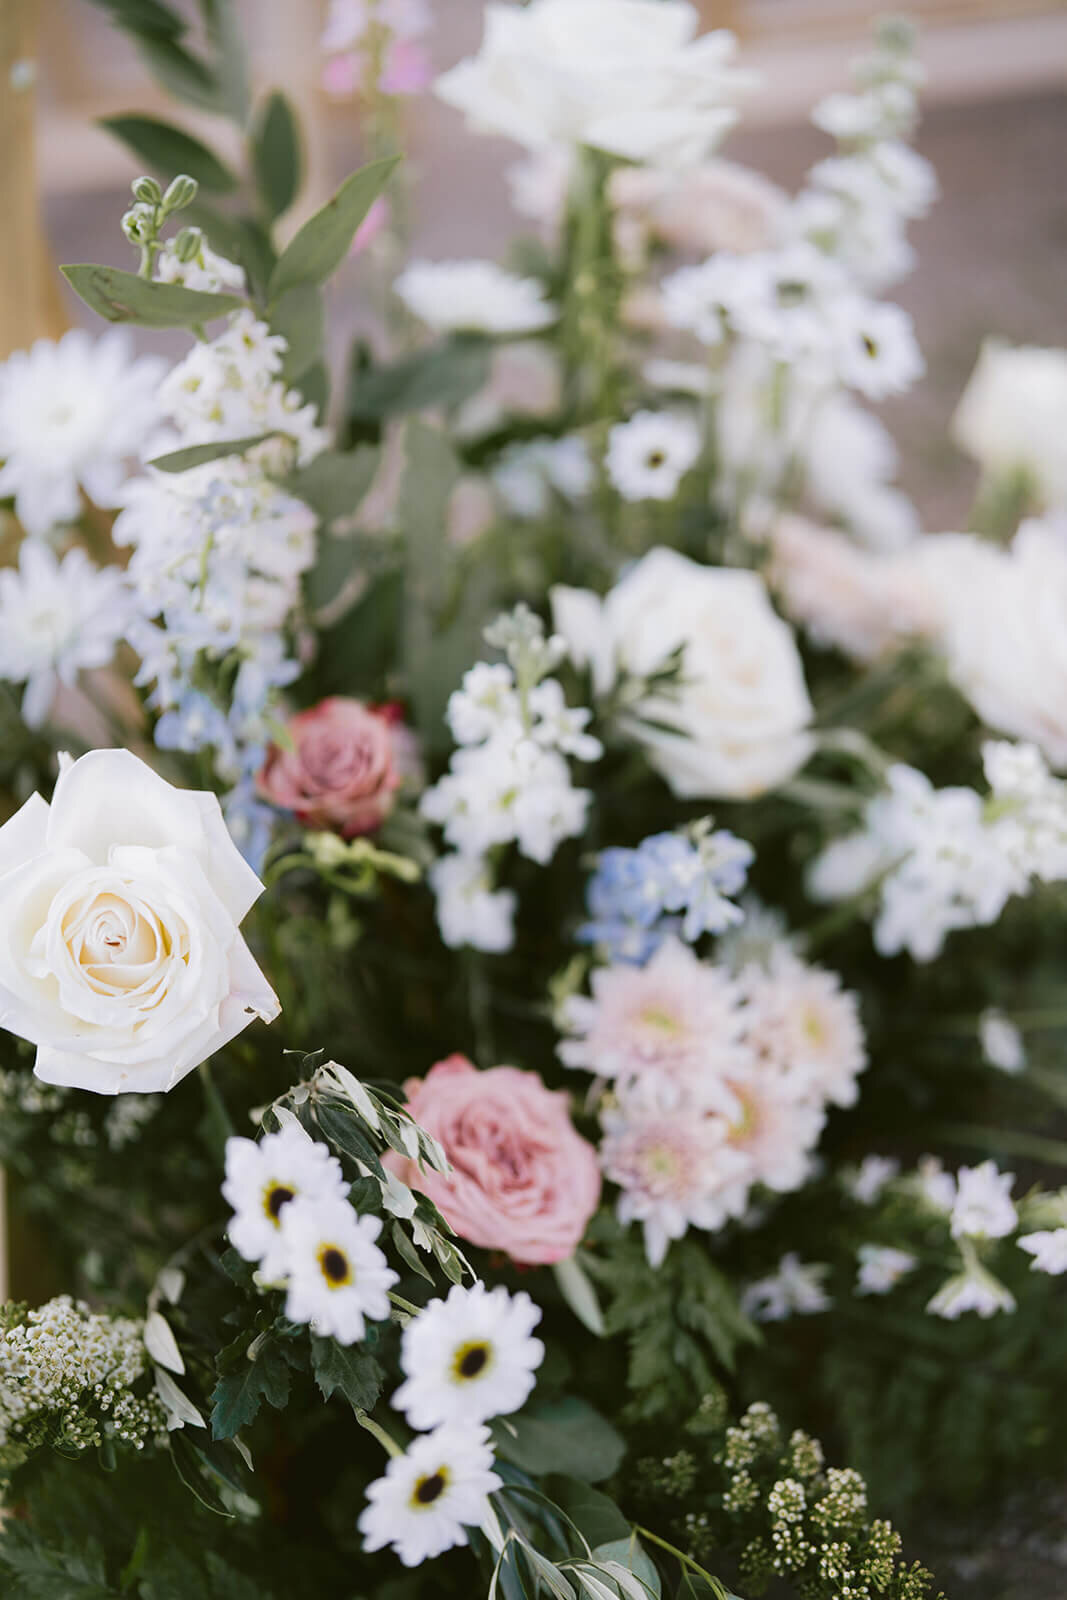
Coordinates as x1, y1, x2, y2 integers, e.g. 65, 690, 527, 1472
435, 0, 754, 170
551, 547, 813, 799
0, 749, 279, 1094
952, 340, 1067, 510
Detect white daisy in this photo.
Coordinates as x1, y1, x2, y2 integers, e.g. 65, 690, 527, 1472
605, 411, 702, 502
1018, 1228, 1067, 1275
394, 259, 557, 334
0, 540, 130, 727
0, 328, 165, 535
392, 1283, 544, 1431
222, 1124, 347, 1277
358, 1422, 501, 1567
829, 298, 924, 401
281, 1196, 398, 1344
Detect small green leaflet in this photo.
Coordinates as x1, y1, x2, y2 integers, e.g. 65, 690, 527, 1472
99, 114, 238, 191
148, 435, 274, 473
268, 156, 400, 300
310, 1335, 385, 1411
210, 1338, 290, 1440
61, 264, 243, 328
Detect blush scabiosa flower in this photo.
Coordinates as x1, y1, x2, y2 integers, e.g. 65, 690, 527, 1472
392, 1283, 544, 1430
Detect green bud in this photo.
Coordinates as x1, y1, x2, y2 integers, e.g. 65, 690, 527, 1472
162, 174, 199, 214
172, 226, 203, 264
131, 175, 162, 206
120, 203, 156, 243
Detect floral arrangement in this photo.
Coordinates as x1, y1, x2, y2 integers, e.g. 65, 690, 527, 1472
0, 1, 1064, 1595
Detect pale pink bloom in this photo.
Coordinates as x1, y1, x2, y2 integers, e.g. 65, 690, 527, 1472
720, 1062, 825, 1193
740, 949, 867, 1108
559, 938, 747, 1106
600, 1101, 749, 1266
769, 514, 913, 664
257, 696, 402, 838
380, 38, 433, 95
351, 195, 391, 255
385, 1056, 601, 1266
322, 53, 361, 96
610, 159, 786, 256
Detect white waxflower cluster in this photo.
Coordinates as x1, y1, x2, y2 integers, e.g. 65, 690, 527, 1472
808, 741, 1067, 962
360, 1281, 544, 1567
0, 1296, 164, 1463
422, 606, 602, 953
560, 935, 865, 1266
223, 1120, 398, 1345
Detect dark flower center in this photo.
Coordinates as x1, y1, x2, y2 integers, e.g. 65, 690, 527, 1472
646, 450, 666, 469
266, 1184, 295, 1222
415, 1471, 446, 1505
862, 334, 878, 358
320, 1247, 349, 1285
458, 1343, 489, 1379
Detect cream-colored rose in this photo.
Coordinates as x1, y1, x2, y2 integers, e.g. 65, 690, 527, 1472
952, 340, 1067, 510
610, 159, 786, 256
552, 547, 813, 799
0, 749, 279, 1094
435, 0, 754, 170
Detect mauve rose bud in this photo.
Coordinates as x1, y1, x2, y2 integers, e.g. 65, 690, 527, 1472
257, 696, 402, 838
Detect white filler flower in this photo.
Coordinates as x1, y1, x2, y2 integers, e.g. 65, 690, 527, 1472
395, 260, 557, 334
0, 540, 130, 727
392, 1282, 544, 1430
358, 1422, 501, 1567
0, 748, 278, 1094
281, 1197, 397, 1344
605, 411, 702, 502
223, 1124, 347, 1278
0, 329, 165, 535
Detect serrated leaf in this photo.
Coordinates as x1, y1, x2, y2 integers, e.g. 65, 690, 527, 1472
254, 91, 302, 221
61, 264, 242, 327
310, 1335, 385, 1411
268, 156, 400, 299
210, 1338, 290, 1439
99, 114, 238, 191
148, 434, 273, 473
289, 446, 378, 524
492, 1397, 625, 1484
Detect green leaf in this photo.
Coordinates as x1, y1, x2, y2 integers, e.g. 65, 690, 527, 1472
348, 338, 492, 424
593, 1542, 661, 1599
253, 91, 302, 221
544, 1477, 630, 1548
309, 1335, 385, 1411
210, 1338, 291, 1439
271, 282, 324, 383
61, 264, 242, 327
200, 0, 251, 126
136, 35, 224, 114
313, 1101, 386, 1180
99, 115, 238, 191
492, 1397, 625, 1484
170, 1431, 234, 1518
289, 446, 378, 524
268, 156, 400, 299
148, 434, 273, 473
554, 1253, 605, 1337
0, 1522, 114, 1599
186, 204, 276, 303
86, 0, 184, 40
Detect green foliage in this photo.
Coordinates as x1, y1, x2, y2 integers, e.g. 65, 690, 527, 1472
309, 1336, 385, 1412
210, 1337, 291, 1440
268, 157, 400, 299
252, 92, 302, 222
88, 0, 248, 122
60, 265, 242, 328
147, 435, 274, 473
270, 283, 324, 386
347, 339, 493, 426
493, 1396, 626, 1484
0, 1523, 114, 1600
289, 447, 380, 527
99, 115, 238, 192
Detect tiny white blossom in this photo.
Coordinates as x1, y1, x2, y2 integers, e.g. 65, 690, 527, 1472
392, 1283, 544, 1430
979, 1009, 1026, 1075
855, 1245, 917, 1296
742, 1254, 831, 1322
1018, 1228, 1067, 1275
844, 1155, 900, 1206
429, 854, 516, 953
358, 1422, 501, 1567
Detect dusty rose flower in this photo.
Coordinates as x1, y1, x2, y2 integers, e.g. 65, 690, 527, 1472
258, 696, 401, 837
386, 1055, 601, 1265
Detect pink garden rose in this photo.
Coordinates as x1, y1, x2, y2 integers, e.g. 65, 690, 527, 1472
258, 696, 401, 838
387, 1055, 601, 1265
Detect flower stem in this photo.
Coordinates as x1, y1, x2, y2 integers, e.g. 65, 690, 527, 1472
355, 1408, 404, 1459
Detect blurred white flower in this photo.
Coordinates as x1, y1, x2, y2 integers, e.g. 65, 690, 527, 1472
856, 1245, 916, 1296
742, 1253, 831, 1321
428, 854, 516, 954
1018, 1228, 1067, 1275
952, 341, 1067, 511
395, 260, 556, 334
978, 1009, 1026, 1075
605, 411, 701, 502
949, 1161, 1017, 1241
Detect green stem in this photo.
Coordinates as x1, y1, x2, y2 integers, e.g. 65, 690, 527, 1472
632, 1525, 731, 1599
355, 1408, 404, 1459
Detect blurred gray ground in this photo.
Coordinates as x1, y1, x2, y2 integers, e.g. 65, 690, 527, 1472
44, 83, 1067, 536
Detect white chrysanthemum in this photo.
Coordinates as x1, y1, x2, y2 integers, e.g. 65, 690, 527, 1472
0, 540, 130, 727
359, 1421, 501, 1567
855, 1245, 917, 1296
0, 329, 165, 535
1018, 1228, 1067, 1275
281, 1197, 398, 1344
395, 260, 557, 334
949, 1161, 1017, 1241
605, 411, 702, 502
742, 1253, 831, 1321
721, 1063, 825, 1195
978, 1008, 1026, 1074
392, 1283, 544, 1430
222, 1124, 347, 1277
740, 950, 867, 1109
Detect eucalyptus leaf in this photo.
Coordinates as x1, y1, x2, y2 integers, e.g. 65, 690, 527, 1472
170, 1430, 234, 1518
289, 446, 378, 524
61, 264, 242, 328
593, 1543, 661, 1599
554, 1254, 606, 1337
271, 282, 324, 383
148, 434, 273, 473
348, 338, 492, 424
253, 91, 302, 221
268, 156, 400, 299
492, 1397, 625, 1484
99, 114, 238, 191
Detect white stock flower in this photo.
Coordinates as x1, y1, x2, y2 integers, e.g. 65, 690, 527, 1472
0, 749, 278, 1094
155, 238, 246, 295
1018, 1228, 1067, 1274
435, 0, 754, 170
605, 411, 701, 502
392, 1283, 544, 1430
0, 329, 165, 535
742, 1253, 831, 1321
222, 1124, 347, 1277
949, 1161, 1017, 1241
979, 1009, 1026, 1075
926, 1259, 1015, 1321
281, 1198, 397, 1344
552, 548, 813, 800
0, 541, 130, 727
952, 341, 1067, 510
358, 1422, 501, 1567
855, 1245, 916, 1296
394, 260, 557, 334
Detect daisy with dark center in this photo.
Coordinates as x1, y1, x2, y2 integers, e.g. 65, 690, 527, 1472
605, 410, 702, 502
358, 1422, 501, 1567
282, 1196, 397, 1345
392, 1282, 544, 1430
222, 1122, 347, 1278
